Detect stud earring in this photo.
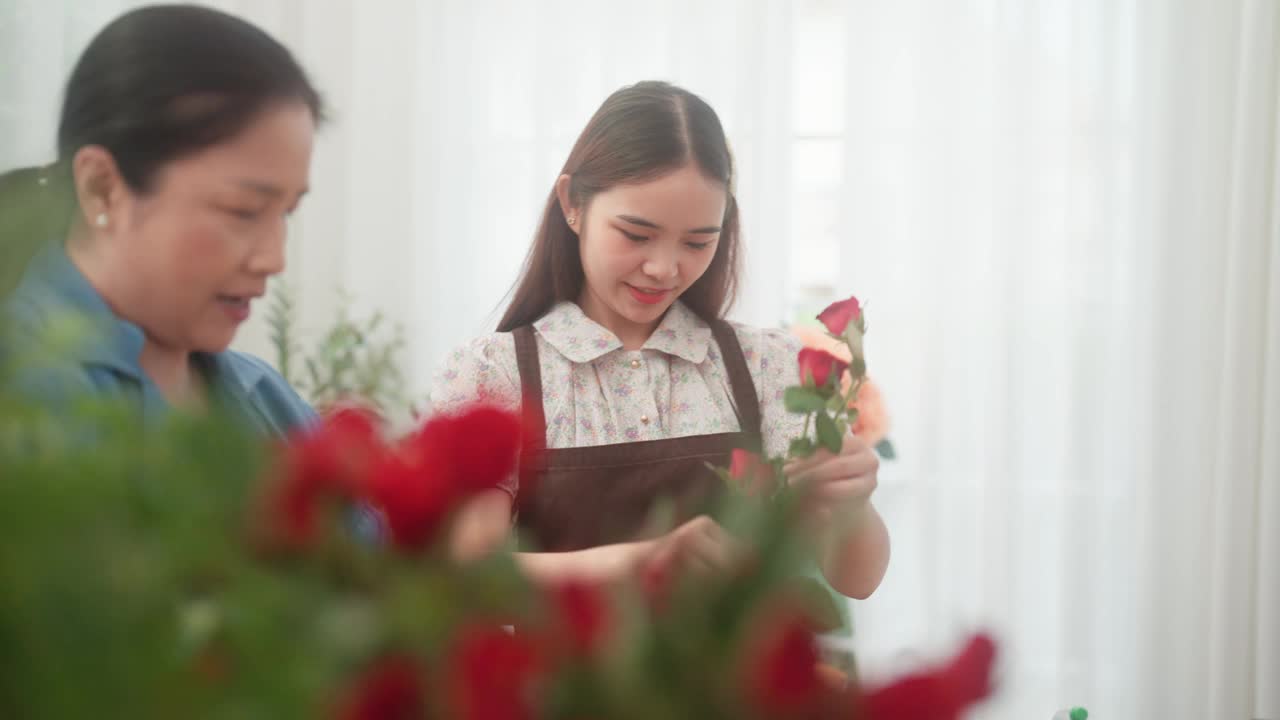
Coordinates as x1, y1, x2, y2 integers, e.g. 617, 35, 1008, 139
95, 213, 108, 228
567, 215, 576, 225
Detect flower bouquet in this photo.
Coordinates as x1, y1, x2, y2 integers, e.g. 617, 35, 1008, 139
0, 297, 999, 719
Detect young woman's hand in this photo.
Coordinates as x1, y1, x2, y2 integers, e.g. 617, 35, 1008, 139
640, 515, 750, 580
449, 489, 514, 563
783, 431, 880, 532
784, 432, 890, 599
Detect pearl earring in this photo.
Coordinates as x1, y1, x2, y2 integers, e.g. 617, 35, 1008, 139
95, 213, 108, 228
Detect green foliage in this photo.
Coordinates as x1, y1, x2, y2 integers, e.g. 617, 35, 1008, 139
0, 365, 852, 718
266, 283, 409, 415
784, 387, 828, 414
815, 410, 843, 455
786, 335, 868, 461
0, 165, 74, 300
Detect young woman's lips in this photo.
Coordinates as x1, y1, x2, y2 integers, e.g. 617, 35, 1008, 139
626, 284, 671, 305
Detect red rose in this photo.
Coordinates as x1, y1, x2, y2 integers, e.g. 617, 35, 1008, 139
817, 296, 862, 336
365, 438, 458, 550
335, 655, 426, 720
395, 405, 522, 497
857, 633, 997, 720
433, 405, 523, 494
448, 625, 543, 720
798, 348, 850, 390
266, 407, 384, 547
322, 402, 385, 434
289, 406, 382, 489
938, 633, 997, 707
745, 613, 823, 714
363, 404, 523, 550
729, 448, 777, 498
551, 579, 611, 656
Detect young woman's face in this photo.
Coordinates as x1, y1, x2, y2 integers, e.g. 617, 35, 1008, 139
95, 102, 314, 354
573, 164, 726, 337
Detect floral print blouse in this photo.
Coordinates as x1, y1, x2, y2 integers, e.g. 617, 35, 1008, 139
428, 301, 805, 494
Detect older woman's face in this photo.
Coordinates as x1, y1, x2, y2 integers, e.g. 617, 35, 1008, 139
106, 102, 314, 353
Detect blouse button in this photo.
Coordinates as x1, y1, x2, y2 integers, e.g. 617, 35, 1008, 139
630, 359, 642, 369
640, 415, 650, 425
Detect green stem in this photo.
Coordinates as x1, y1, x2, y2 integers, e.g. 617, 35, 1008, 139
845, 378, 862, 419
843, 335, 865, 420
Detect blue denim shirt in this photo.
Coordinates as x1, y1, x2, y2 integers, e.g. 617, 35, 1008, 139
3, 242, 315, 437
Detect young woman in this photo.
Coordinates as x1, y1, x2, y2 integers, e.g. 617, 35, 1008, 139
2, 5, 323, 436
431, 82, 890, 604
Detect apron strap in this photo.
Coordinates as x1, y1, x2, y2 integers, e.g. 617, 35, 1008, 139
707, 319, 763, 442
512, 325, 547, 475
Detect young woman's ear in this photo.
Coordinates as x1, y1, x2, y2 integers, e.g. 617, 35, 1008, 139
555, 174, 579, 234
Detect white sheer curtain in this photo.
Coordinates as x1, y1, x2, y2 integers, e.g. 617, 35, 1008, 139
2, 2, 1276, 719
0, 0, 796, 387
833, 2, 1280, 719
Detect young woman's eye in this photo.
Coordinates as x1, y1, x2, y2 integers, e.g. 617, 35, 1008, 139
686, 241, 713, 251
621, 229, 648, 243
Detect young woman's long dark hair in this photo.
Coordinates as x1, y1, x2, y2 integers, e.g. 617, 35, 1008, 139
497, 81, 741, 332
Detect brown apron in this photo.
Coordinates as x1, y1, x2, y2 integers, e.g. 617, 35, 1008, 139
512, 320, 762, 552
513, 319, 860, 677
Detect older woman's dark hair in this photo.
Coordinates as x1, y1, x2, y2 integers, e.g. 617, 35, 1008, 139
1, 5, 324, 299
57, 3, 325, 193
